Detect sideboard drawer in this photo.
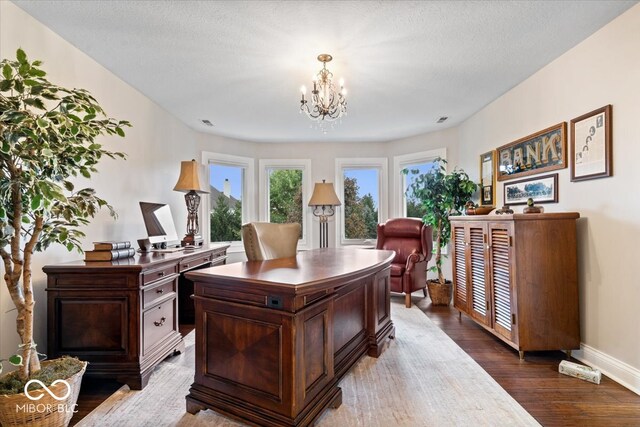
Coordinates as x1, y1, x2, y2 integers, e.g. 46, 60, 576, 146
142, 264, 178, 286
142, 300, 176, 355
143, 277, 177, 309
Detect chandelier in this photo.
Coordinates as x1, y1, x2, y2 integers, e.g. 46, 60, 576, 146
299, 54, 347, 124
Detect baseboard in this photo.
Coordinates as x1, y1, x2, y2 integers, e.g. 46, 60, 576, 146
572, 343, 640, 395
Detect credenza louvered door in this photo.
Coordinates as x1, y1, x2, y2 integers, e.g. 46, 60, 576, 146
468, 226, 489, 326
452, 224, 468, 313
488, 223, 516, 344
450, 213, 580, 360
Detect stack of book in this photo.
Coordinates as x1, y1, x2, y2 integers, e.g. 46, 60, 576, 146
84, 241, 135, 262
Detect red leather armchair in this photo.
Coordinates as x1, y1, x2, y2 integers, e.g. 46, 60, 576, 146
376, 218, 433, 308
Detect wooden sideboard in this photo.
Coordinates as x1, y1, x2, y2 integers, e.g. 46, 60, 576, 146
450, 213, 580, 360
44, 244, 229, 389
184, 248, 396, 427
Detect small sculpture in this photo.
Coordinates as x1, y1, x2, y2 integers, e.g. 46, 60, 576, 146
523, 198, 543, 214
496, 205, 514, 215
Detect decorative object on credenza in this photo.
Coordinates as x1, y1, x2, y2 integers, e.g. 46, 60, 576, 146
308, 180, 341, 248
0, 48, 128, 426
465, 201, 494, 215
495, 205, 514, 215
299, 54, 347, 131
504, 173, 558, 206
405, 158, 477, 305
523, 198, 544, 214
479, 150, 496, 206
173, 159, 209, 247
497, 122, 567, 181
570, 105, 612, 182
85, 240, 135, 261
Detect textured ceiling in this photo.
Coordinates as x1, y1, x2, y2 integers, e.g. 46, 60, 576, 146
13, 1, 636, 143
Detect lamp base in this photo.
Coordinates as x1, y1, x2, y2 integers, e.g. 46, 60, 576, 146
181, 234, 204, 248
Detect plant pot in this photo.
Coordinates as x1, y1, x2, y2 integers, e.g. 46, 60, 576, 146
0, 360, 87, 427
427, 280, 452, 306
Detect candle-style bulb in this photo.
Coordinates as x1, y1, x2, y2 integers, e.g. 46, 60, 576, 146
300, 85, 307, 95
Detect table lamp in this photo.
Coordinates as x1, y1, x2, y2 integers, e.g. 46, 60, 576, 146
174, 159, 209, 247
308, 180, 341, 248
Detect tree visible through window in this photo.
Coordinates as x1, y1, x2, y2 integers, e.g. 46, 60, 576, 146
404, 162, 436, 219
268, 169, 303, 237
343, 169, 379, 240
209, 164, 243, 242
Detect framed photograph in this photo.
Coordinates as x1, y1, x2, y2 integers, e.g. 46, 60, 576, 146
570, 105, 612, 182
503, 173, 558, 206
479, 150, 496, 206
497, 122, 567, 182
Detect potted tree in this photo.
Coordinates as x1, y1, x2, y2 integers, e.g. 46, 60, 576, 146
0, 49, 129, 426
405, 158, 477, 305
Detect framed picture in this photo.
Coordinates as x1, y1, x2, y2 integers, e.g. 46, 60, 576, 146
503, 173, 558, 206
570, 105, 612, 182
497, 123, 567, 181
479, 150, 496, 206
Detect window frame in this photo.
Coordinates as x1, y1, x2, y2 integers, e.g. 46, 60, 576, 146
392, 148, 447, 218
201, 151, 255, 252
335, 157, 388, 246
258, 159, 313, 250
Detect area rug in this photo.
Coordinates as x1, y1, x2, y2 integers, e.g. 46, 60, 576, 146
77, 301, 540, 426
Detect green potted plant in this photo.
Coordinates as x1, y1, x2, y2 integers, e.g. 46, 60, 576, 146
0, 49, 129, 426
405, 158, 477, 305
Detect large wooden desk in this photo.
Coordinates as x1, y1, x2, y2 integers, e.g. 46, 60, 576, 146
44, 244, 229, 389
185, 248, 395, 427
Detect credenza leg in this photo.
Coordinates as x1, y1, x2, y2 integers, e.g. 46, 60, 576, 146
519, 351, 525, 361
330, 387, 343, 409
186, 397, 206, 415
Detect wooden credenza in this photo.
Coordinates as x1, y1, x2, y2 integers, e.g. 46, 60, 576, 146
184, 248, 396, 427
44, 244, 229, 389
450, 213, 580, 360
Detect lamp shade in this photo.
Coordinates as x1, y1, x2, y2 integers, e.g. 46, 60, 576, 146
173, 159, 208, 193
308, 181, 341, 207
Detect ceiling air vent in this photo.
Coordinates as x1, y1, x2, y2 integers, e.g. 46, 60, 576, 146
201, 119, 214, 127
437, 116, 448, 123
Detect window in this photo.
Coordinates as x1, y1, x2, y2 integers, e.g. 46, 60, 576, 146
393, 149, 446, 218
259, 159, 312, 249
335, 158, 388, 245
202, 152, 254, 249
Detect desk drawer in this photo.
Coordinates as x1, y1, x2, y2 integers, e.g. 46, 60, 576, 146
143, 299, 176, 355
142, 264, 178, 286
143, 277, 177, 309
180, 254, 213, 271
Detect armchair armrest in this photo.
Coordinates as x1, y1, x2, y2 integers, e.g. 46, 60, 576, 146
405, 252, 425, 272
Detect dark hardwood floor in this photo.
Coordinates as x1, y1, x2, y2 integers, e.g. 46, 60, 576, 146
413, 295, 640, 427
70, 298, 640, 426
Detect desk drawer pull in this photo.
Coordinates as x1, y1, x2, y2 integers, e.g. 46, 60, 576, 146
184, 263, 190, 268
154, 317, 166, 327
156, 288, 164, 294
158, 271, 165, 277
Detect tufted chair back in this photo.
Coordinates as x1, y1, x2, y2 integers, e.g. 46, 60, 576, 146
242, 222, 300, 261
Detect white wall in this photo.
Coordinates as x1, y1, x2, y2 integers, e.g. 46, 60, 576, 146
457, 4, 640, 393
0, 2, 199, 359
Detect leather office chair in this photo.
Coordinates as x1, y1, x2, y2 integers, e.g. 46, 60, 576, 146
376, 218, 433, 308
242, 222, 301, 261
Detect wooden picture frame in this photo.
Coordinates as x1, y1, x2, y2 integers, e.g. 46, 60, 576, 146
479, 150, 496, 206
503, 173, 558, 206
497, 122, 567, 182
570, 105, 612, 182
